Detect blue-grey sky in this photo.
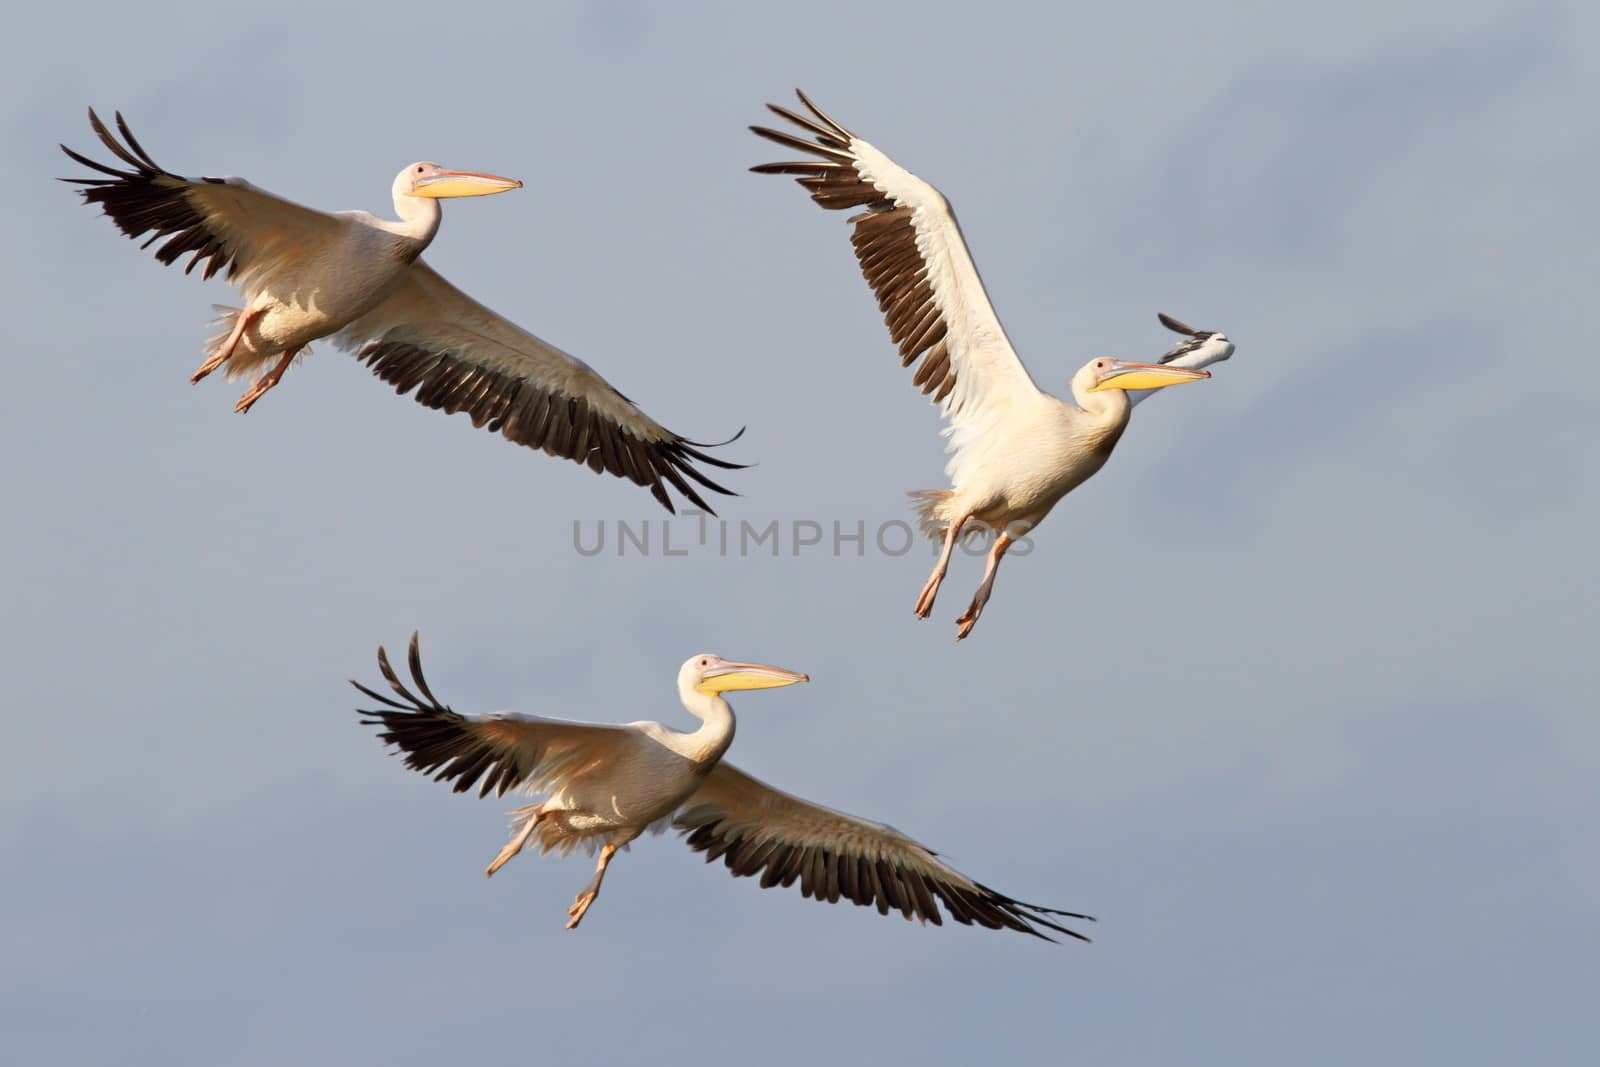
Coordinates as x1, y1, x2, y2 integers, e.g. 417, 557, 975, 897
5, 1, 1598, 1064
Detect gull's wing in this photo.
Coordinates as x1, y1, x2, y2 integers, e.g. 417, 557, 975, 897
354, 632, 635, 800
335, 262, 743, 514
1127, 313, 1236, 411
751, 91, 1042, 439
1156, 312, 1234, 371
61, 108, 346, 298
675, 761, 1093, 942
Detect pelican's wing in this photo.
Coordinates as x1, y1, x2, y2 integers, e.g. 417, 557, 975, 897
1127, 313, 1236, 411
674, 761, 1092, 942
334, 262, 743, 514
354, 632, 633, 800
61, 109, 344, 296
752, 91, 1041, 436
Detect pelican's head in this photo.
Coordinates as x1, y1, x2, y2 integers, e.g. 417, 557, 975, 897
1077, 357, 1211, 394
397, 161, 522, 200
683, 654, 809, 696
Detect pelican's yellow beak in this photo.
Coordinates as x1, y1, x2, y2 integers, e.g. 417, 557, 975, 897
1088, 360, 1211, 392
413, 168, 523, 199
695, 660, 810, 695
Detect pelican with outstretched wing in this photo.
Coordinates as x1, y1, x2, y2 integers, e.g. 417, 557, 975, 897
355, 633, 1091, 940
752, 92, 1234, 636
62, 110, 742, 513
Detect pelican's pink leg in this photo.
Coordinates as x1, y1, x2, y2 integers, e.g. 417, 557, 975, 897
914, 515, 971, 619
485, 806, 546, 878
565, 841, 620, 930
233, 347, 298, 414
191, 307, 261, 384
955, 532, 1015, 641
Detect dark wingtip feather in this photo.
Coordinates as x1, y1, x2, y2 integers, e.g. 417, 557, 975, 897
763, 103, 849, 148
1158, 312, 1198, 336
750, 124, 852, 162
406, 631, 447, 709
675, 448, 747, 473
63, 112, 242, 280
113, 110, 164, 171
793, 89, 854, 141
59, 143, 126, 178
350, 677, 411, 712
685, 423, 746, 448
356, 340, 744, 514
750, 162, 833, 176
679, 811, 1093, 943
676, 424, 750, 468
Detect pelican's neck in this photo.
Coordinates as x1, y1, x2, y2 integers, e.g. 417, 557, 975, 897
676, 679, 736, 767
390, 192, 442, 247
1069, 378, 1132, 432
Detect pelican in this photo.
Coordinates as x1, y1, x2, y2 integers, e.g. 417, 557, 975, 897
61, 110, 741, 513
355, 633, 1091, 940
752, 92, 1233, 637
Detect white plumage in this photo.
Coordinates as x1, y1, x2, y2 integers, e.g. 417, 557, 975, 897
62, 109, 742, 512
356, 633, 1091, 939
753, 91, 1233, 637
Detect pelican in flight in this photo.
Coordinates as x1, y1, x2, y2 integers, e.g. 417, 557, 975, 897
61, 110, 741, 513
752, 92, 1234, 637
355, 633, 1091, 940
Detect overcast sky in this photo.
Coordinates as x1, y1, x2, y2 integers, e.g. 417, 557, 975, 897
4, 1, 1598, 1064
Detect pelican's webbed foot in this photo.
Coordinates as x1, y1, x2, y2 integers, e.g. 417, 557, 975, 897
562, 840, 619, 931
233, 347, 299, 414
193, 306, 261, 384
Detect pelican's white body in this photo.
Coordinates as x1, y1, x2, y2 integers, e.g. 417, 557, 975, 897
507, 660, 737, 854
938, 329, 1236, 533
224, 216, 420, 374
834, 138, 1160, 540
534, 725, 718, 841
359, 639, 1089, 936
955, 331, 1236, 532
203, 175, 447, 379
932, 381, 1131, 538
752, 94, 1231, 636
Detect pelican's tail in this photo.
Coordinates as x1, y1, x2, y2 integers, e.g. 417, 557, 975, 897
908, 489, 956, 541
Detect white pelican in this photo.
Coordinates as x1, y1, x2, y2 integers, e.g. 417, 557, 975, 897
355, 633, 1091, 940
62, 110, 742, 513
753, 92, 1230, 638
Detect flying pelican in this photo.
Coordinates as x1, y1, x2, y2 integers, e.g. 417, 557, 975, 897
61, 110, 741, 513
752, 92, 1231, 638
355, 633, 1091, 940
